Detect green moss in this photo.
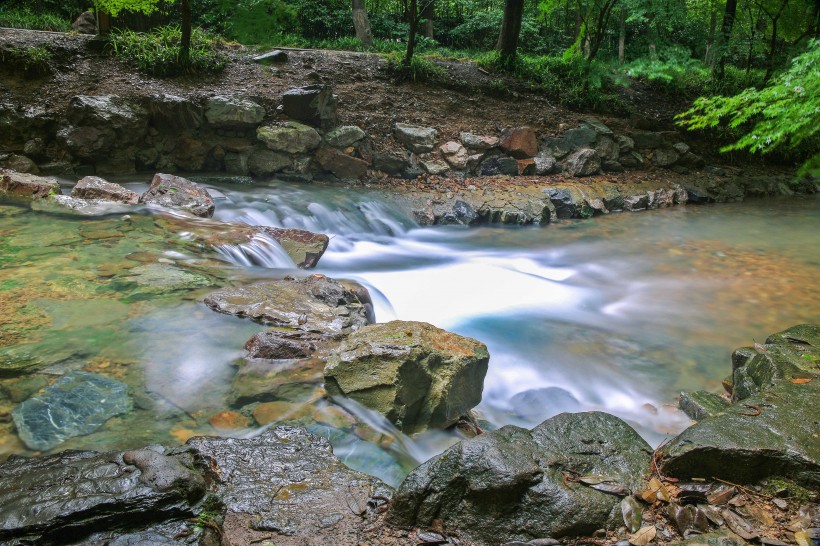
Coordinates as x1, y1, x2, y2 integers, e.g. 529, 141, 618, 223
762, 478, 816, 503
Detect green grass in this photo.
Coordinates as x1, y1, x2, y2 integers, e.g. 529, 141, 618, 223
0, 45, 54, 75
623, 55, 766, 98
385, 52, 446, 83
0, 7, 71, 32
108, 26, 228, 77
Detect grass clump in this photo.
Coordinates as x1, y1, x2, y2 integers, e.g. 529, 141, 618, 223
0, 45, 54, 75
385, 52, 446, 83
109, 26, 227, 77
0, 7, 71, 32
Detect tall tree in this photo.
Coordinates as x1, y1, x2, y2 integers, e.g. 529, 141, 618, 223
715, 0, 739, 79
496, 0, 525, 62
421, 0, 435, 38
353, 0, 374, 47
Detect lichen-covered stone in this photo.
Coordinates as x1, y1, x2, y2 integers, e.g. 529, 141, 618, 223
139, 173, 214, 218
204, 95, 265, 128
324, 320, 489, 433
71, 176, 139, 204
0, 169, 61, 199
394, 123, 437, 153
257, 121, 321, 154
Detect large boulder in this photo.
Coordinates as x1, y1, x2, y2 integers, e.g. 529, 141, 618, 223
324, 320, 489, 433
662, 324, 820, 488
71, 176, 139, 204
389, 412, 652, 543
248, 148, 291, 176
11, 372, 131, 452
203, 275, 372, 335
204, 95, 265, 129
257, 121, 322, 154
60, 96, 147, 159
0, 169, 61, 199
0, 447, 205, 544
139, 173, 215, 218
394, 123, 437, 154
439, 141, 470, 169
500, 126, 538, 159
148, 94, 204, 132
282, 85, 338, 129
186, 426, 391, 543
71, 11, 96, 34
479, 155, 518, 176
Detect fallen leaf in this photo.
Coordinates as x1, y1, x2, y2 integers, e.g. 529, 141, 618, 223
629, 525, 657, 546
647, 477, 672, 503
708, 486, 736, 505
591, 482, 629, 496
744, 504, 775, 526
773, 499, 788, 510
622, 497, 643, 533
789, 377, 812, 384
794, 531, 811, 546
722, 509, 759, 540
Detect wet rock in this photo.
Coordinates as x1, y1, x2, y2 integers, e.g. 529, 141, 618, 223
679, 152, 706, 170
479, 156, 519, 176
140, 173, 214, 217
662, 324, 820, 488
460, 132, 499, 150
543, 136, 574, 158
563, 125, 597, 148
228, 356, 325, 406
602, 160, 624, 172
390, 412, 652, 543
0, 169, 61, 199
324, 320, 489, 433
565, 148, 601, 177
11, 371, 131, 451
253, 49, 289, 64
620, 151, 645, 168
259, 226, 329, 268
257, 121, 322, 154
244, 329, 323, 359
543, 186, 592, 219
171, 134, 210, 171
0, 447, 205, 544
71, 176, 139, 204
653, 147, 681, 167
394, 123, 437, 153
595, 136, 620, 161
61, 96, 147, 158
679, 391, 731, 421
204, 95, 265, 129
118, 263, 214, 294
617, 135, 635, 153
518, 159, 536, 175
2, 154, 39, 174
630, 131, 665, 149
510, 386, 581, 422
439, 200, 478, 225
187, 427, 391, 542
248, 148, 291, 176
282, 84, 338, 129
324, 125, 366, 147
439, 141, 470, 169
204, 275, 372, 335
315, 147, 369, 178
209, 410, 251, 431
500, 127, 538, 159
72, 11, 96, 33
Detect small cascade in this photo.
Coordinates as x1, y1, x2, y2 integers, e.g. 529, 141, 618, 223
214, 231, 296, 269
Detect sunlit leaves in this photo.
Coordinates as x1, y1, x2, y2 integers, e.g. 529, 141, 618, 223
94, 0, 164, 17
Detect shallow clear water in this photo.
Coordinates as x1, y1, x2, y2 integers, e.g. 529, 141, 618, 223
1, 177, 818, 484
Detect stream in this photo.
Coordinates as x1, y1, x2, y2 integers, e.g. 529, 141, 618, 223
1, 175, 818, 485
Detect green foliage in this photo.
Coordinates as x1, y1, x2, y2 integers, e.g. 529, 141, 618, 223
445, 11, 545, 55
385, 52, 446, 83
221, 0, 298, 45
677, 40, 820, 176
93, 0, 162, 17
0, 45, 54, 75
0, 7, 71, 31
290, 0, 351, 39
109, 26, 227, 77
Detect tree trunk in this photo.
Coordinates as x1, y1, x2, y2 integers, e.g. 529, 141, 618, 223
586, 0, 617, 62
404, 0, 418, 65
97, 10, 111, 35
705, 7, 717, 64
180, 0, 192, 67
496, 0, 525, 62
421, 0, 434, 38
763, 0, 789, 82
618, 7, 625, 64
353, 0, 374, 47
715, 0, 738, 79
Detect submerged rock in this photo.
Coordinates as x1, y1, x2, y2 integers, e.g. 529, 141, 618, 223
12, 371, 131, 451
203, 275, 372, 335
663, 324, 820, 488
0, 169, 61, 199
186, 426, 391, 542
389, 411, 652, 543
0, 446, 205, 544
324, 320, 489, 433
140, 173, 215, 218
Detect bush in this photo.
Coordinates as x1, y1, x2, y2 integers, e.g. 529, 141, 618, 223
385, 52, 446, 83
221, 0, 298, 45
290, 0, 351, 40
445, 11, 545, 55
109, 26, 228, 77
0, 7, 70, 32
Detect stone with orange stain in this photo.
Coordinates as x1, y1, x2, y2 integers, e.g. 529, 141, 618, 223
169, 425, 198, 444
252, 401, 311, 426
209, 411, 251, 431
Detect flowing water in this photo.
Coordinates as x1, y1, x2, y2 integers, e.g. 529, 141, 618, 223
1, 176, 818, 485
